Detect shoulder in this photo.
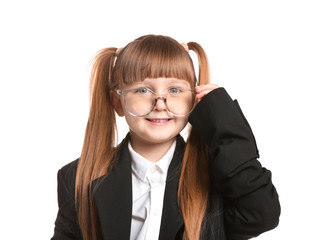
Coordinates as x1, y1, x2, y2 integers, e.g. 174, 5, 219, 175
57, 158, 79, 197
53, 159, 82, 239
59, 158, 79, 176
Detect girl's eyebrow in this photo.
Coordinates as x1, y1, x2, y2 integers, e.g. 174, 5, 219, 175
127, 82, 151, 88
165, 82, 192, 89
140, 79, 191, 87
130, 83, 190, 90
167, 80, 190, 86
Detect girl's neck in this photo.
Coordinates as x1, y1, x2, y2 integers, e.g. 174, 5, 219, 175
129, 133, 176, 162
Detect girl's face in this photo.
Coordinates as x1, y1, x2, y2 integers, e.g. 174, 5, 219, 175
113, 77, 192, 148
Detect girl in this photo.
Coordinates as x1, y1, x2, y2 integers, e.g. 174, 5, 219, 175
51, 35, 280, 240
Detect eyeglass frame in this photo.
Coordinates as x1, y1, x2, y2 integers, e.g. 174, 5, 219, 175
115, 87, 197, 117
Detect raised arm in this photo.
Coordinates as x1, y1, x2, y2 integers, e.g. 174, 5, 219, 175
189, 87, 280, 239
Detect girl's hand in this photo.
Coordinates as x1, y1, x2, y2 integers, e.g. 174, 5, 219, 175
195, 84, 219, 100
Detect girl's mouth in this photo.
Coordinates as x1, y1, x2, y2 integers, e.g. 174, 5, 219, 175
147, 118, 171, 122
146, 118, 173, 125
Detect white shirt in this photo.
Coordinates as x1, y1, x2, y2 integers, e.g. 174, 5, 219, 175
128, 140, 176, 240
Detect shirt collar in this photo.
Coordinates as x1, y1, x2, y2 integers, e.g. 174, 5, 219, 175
128, 140, 176, 182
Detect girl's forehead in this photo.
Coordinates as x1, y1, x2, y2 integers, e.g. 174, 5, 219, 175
131, 77, 191, 87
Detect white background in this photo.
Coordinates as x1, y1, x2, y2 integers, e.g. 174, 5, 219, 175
1, 0, 326, 239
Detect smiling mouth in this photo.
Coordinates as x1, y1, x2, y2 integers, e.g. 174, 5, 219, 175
146, 118, 172, 123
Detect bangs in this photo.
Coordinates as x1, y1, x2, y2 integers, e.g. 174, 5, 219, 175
113, 35, 197, 88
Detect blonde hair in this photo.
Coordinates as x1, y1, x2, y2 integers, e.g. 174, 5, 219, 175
75, 35, 210, 240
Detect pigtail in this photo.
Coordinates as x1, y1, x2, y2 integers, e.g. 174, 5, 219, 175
187, 42, 210, 86
75, 47, 119, 240
178, 42, 210, 240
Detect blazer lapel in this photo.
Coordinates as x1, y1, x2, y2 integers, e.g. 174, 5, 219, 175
92, 136, 132, 240
159, 135, 185, 240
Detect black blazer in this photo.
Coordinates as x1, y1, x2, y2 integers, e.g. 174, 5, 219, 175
51, 88, 280, 240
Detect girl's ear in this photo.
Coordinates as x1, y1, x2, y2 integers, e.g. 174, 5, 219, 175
110, 91, 125, 116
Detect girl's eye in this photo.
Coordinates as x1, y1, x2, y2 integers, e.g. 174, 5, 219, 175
136, 87, 151, 94
168, 87, 182, 94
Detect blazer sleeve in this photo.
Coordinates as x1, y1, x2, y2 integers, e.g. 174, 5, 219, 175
188, 88, 281, 240
51, 160, 82, 240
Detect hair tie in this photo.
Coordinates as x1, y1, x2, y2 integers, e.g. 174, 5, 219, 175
113, 48, 122, 67
115, 48, 122, 56
181, 42, 189, 52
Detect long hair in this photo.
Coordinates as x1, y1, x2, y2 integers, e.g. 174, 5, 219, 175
75, 35, 210, 240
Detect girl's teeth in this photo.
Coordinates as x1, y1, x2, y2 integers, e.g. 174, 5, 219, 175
150, 119, 169, 122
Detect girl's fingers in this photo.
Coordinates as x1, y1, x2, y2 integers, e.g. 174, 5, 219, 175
195, 84, 219, 99
196, 90, 212, 99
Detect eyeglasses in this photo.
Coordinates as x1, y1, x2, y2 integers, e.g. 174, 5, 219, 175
116, 87, 196, 117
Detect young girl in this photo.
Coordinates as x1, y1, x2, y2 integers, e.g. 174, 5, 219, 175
51, 35, 280, 240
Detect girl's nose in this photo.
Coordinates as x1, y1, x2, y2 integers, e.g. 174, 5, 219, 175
153, 97, 167, 111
